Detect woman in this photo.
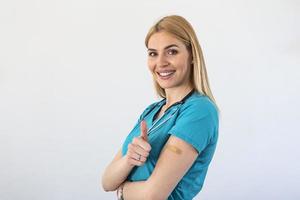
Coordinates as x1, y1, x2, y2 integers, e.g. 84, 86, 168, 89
102, 15, 219, 200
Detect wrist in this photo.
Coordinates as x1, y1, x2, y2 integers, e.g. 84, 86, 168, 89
123, 154, 135, 168
117, 182, 125, 200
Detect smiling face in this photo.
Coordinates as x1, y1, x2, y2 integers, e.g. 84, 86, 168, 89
147, 31, 193, 91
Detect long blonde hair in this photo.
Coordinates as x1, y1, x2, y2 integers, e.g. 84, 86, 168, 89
145, 15, 219, 112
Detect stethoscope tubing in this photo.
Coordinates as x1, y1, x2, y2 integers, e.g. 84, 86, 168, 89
142, 102, 182, 136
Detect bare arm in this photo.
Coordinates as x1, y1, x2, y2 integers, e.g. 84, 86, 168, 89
122, 135, 199, 200
101, 148, 134, 191
118, 180, 151, 200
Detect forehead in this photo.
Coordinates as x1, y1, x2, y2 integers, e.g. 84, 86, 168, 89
147, 31, 185, 49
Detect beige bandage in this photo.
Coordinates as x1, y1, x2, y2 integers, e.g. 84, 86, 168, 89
165, 144, 182, 155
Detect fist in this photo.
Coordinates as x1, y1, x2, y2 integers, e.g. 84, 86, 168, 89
126, 120, 152, 166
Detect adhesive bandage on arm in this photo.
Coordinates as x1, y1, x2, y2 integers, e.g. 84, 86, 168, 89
165, 144, 182, 155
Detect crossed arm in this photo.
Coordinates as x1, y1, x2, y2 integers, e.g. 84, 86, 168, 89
121, 135, 199, 200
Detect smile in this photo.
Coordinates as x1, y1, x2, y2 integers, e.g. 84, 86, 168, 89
157, 71, 175, 80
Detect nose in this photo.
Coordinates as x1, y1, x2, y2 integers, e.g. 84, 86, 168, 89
157, 53, 169, 67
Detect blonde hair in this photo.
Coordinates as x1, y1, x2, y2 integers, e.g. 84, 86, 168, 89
145, 15, 219, 112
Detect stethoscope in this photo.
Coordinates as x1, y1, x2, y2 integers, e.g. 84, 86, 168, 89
141, 89, 195, 136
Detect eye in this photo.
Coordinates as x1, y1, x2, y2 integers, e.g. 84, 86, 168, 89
167, 49, 178, 55
148, 51, 157, 57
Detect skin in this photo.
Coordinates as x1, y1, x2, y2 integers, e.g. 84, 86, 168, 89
126, 121, 151, 167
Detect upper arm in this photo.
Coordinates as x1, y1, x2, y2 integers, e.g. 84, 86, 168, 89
146, 99, 218, 199
146, 135, 199, 200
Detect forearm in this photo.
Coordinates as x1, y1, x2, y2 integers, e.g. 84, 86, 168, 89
123, 180, 153, 200
102, 155, 134, 191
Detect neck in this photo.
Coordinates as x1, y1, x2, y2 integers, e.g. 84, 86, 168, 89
164, 84, 194, 108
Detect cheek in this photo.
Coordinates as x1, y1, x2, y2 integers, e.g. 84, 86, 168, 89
176, 60, 188, 71
179, 56, 191, 70
147, 60, 155, 72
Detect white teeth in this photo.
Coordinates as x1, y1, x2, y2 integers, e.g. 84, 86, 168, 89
159, 71, 175, 77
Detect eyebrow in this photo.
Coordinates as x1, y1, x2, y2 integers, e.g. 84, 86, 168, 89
147, 44, 179, 51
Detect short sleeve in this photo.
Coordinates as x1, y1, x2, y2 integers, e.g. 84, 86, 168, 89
168, 98, 218, 154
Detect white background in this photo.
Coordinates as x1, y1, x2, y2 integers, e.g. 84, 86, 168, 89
0, 0, 299, 199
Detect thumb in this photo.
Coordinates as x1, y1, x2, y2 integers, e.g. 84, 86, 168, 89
140, 120, 148, 141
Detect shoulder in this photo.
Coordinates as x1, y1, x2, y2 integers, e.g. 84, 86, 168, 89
180, 92, 219, 121
168, 92, 219, 153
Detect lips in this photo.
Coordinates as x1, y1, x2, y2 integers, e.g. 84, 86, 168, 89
157, 70, 176, 73
156, 70, 176, 76
156, 70, 175, 80
158, 71, 175, 77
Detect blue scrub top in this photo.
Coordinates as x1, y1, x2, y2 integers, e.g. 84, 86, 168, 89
121, 90, 219, 200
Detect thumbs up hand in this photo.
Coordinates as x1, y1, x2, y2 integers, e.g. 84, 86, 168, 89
140, 120, 148, 141
125, 120, 152, 167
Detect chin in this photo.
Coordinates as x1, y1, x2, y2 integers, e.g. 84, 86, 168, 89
157, 83, 175, 89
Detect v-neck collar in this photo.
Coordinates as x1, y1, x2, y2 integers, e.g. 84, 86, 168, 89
162, 88, 195, 112
151, 88, 195, 124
